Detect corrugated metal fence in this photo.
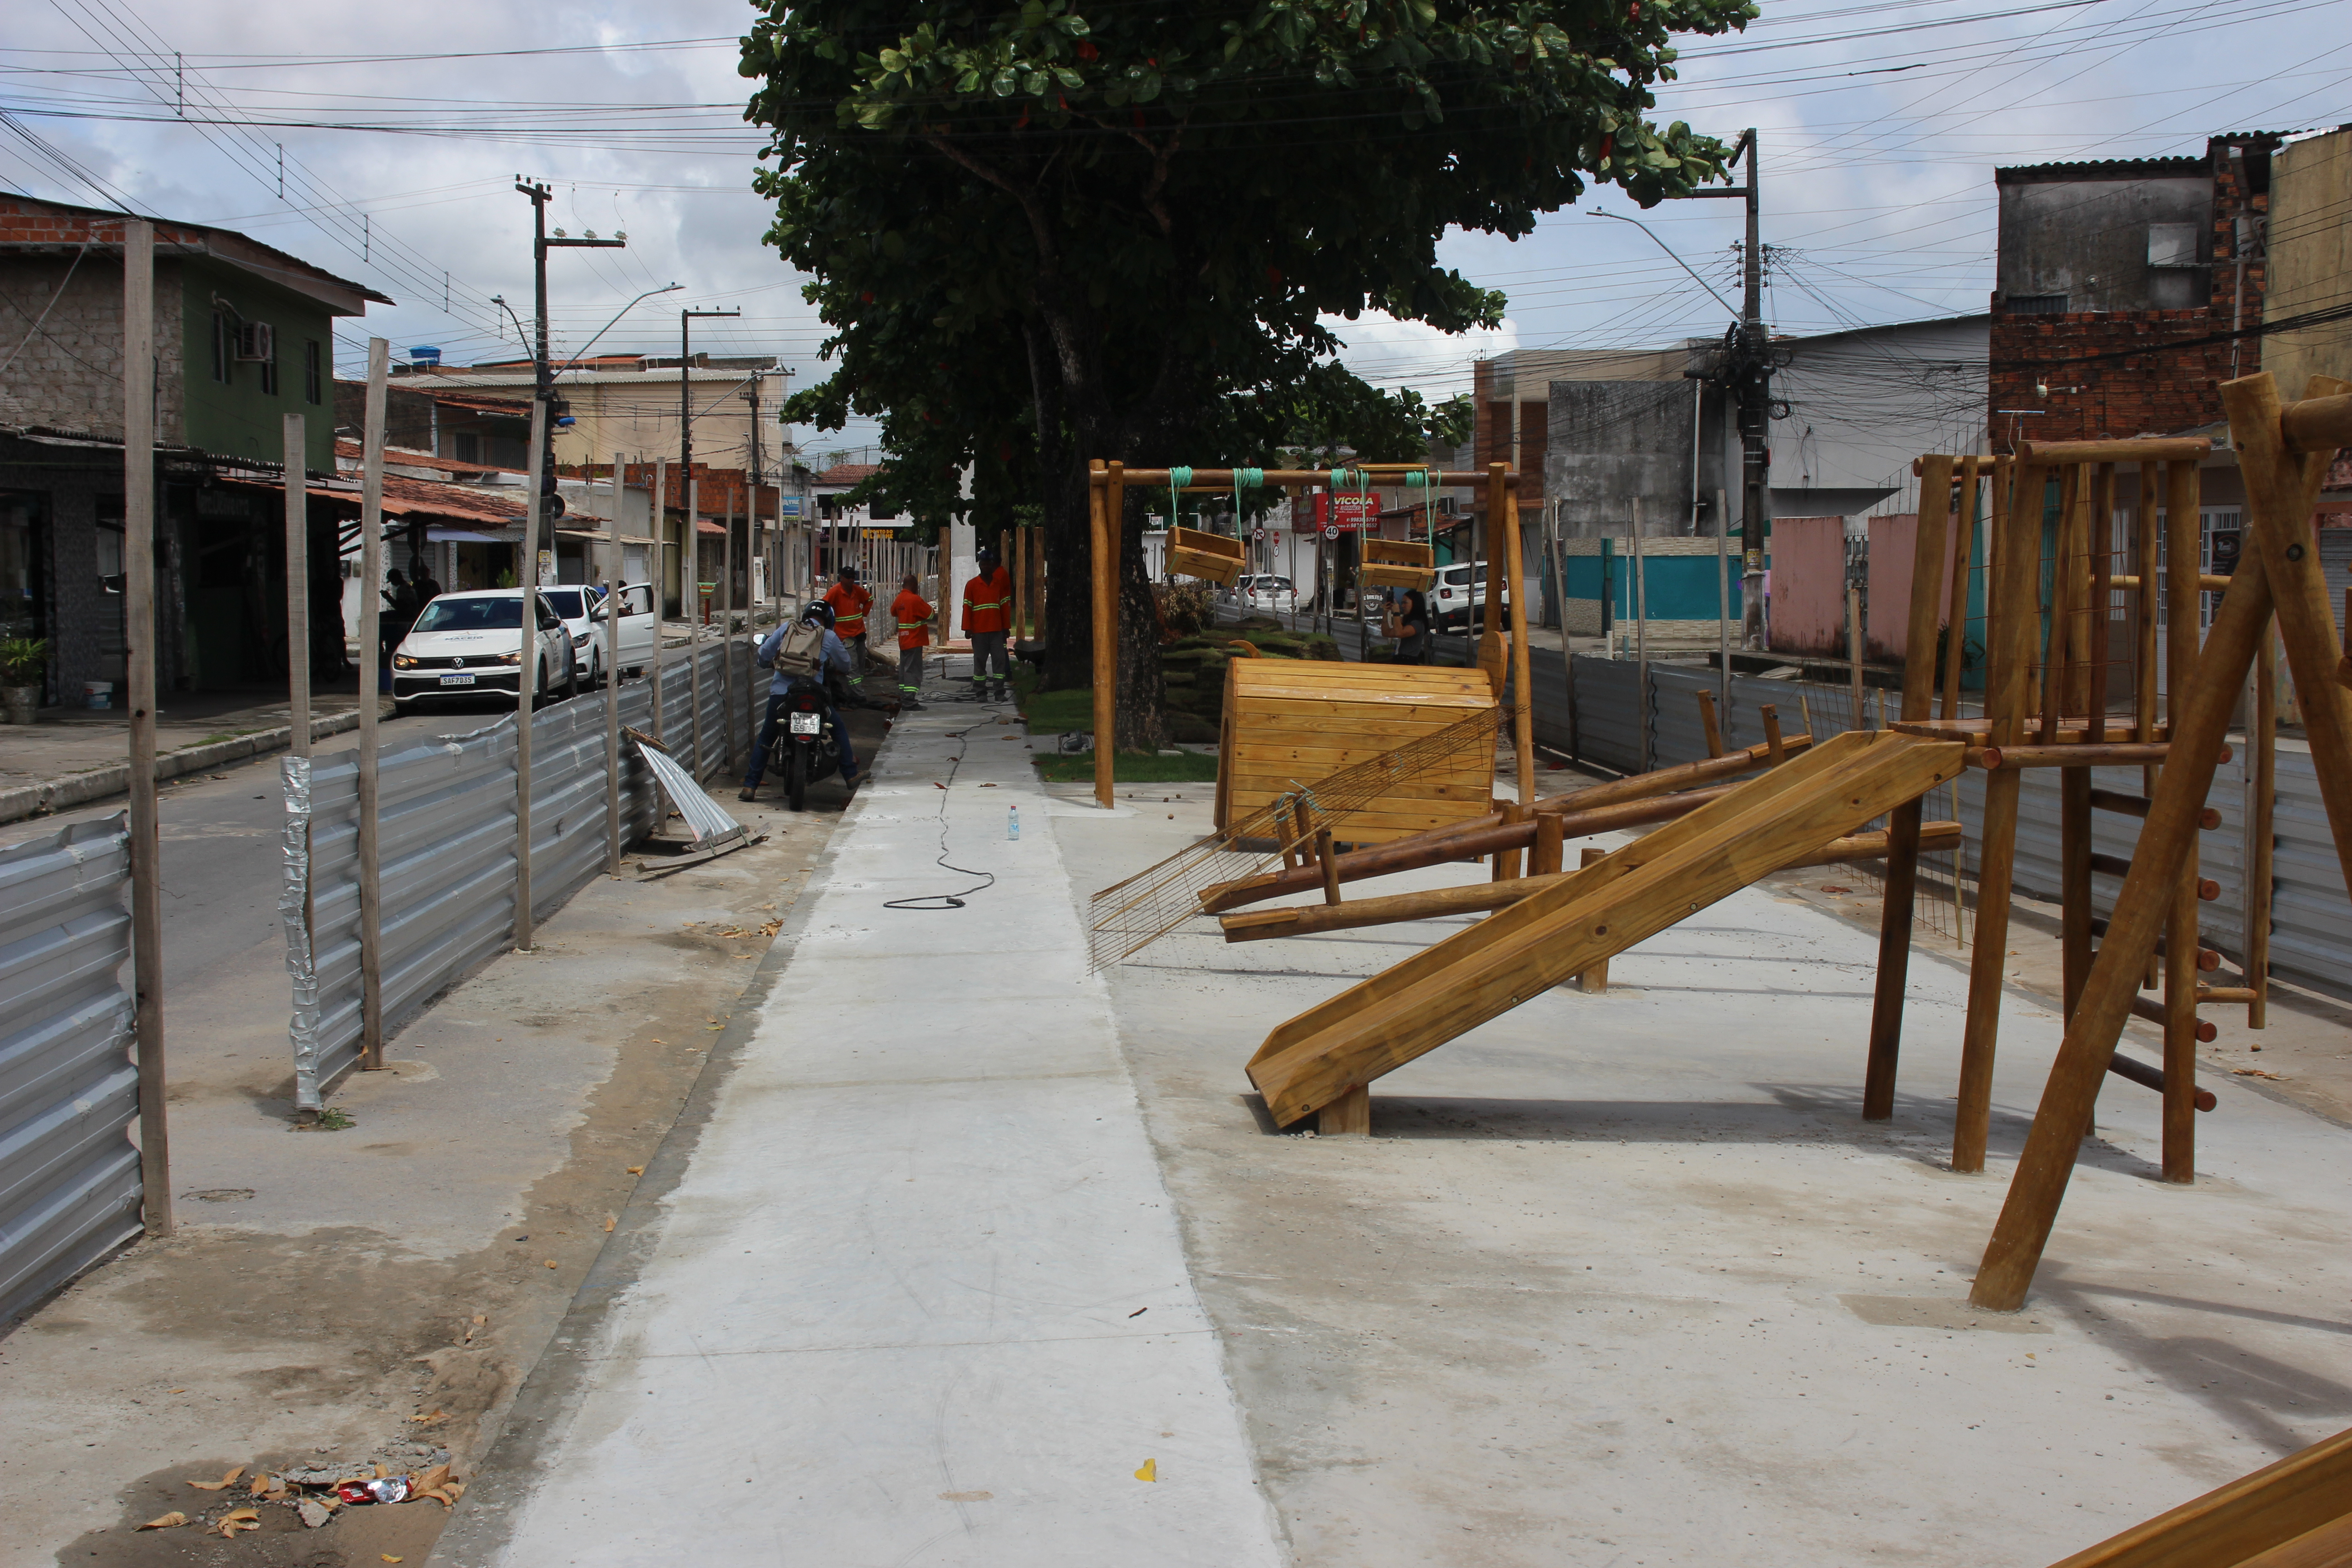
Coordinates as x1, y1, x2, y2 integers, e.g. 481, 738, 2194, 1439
286, 639, 756, 1109
0, 816, 141, 1325
1529, 654, 2349, 1005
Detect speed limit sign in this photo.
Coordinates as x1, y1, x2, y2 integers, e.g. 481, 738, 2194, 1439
1321, 524, 1339, 540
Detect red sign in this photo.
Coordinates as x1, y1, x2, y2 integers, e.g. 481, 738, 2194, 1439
1312, 493, 1380, 532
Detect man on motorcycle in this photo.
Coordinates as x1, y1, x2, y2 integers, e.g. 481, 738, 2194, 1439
740, 600, 861, 802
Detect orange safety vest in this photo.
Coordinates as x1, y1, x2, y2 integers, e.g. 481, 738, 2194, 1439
961, 568, 1012, 635
892, 589, 933, 650
823, 582, 872, 638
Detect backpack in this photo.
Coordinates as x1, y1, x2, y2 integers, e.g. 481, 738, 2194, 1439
765, 620, 825, 680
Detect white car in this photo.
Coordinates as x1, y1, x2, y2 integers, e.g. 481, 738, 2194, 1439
1243, 575, 1306, 613
389, 589, 578, 714
1429, 561, 1506, 632
538, 583, 659, 685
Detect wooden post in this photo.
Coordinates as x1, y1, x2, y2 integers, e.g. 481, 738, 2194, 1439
650, 457, 667, 743
1969, 385, 2321, 1310
1695, 690, 1725, 758
1632, 502, 1650, 771
722, 489, 735, 775
1315, 829, 1342, 906
515, 398, 548, 952
1317, 1083, 1372, 1137
1091, 461, 1116, 808
606, 450, 625, 876
1533, 812, 1565, 877
2038, 466, 2078, 744
1493, 801, 1528, 881
2161, 457, 2203, 1184
1863, 452, 1951, 1122
1952, 459, 2043, 1173
2247, 626, 2274, 1026
1941, 460, 1979, 721
284, 412, 311, 760
686, 475, 705, 778
356, 343, 388, 1069
1483, 464, 1506, 660
123, 219, 170, 1235
1847, 581, 1866, 729
1504, 480, 1537, 802
1760, 703, 1784, 765
2135, 463, 2160, 744
2259, 375, 2352, 908
1715, 486, 1731, 716
1575, 846, 1610, 993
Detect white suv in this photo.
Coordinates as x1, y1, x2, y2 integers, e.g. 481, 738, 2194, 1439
1429, 561, 1505, 632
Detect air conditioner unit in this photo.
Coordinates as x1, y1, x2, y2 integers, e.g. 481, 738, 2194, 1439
235, 320, 274, 362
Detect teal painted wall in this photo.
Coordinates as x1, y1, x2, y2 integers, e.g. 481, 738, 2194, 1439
178, 260, 337, 471
1564, 549, 1757, 620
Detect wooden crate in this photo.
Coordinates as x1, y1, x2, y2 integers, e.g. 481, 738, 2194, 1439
1361, 538, 1436, 591
1167, 526, 1245, 585
1215, 660, 1496, 843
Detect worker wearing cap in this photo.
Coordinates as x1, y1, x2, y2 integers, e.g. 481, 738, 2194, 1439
822, 566, 875, 691
891, 573, 932, 710
961, 547, 1014, 703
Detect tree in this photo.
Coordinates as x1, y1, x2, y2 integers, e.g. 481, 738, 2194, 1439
745, 0, 1753, 745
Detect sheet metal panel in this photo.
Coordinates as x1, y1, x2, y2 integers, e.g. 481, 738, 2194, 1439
1570, 656, 1642, 774
2270, 751, 2349, 1003
289, 652, 713, 1108
0, 816, 140, 1324
1648, 666, 1716, 770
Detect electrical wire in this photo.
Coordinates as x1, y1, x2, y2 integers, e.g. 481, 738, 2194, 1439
882, 715, 1001, 911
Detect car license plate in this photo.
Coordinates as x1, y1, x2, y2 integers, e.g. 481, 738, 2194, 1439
788, 710, 821, 734
438, 673, 476, 686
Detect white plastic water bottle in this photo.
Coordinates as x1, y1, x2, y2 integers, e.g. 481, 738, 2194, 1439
1008, 806, 1020, 840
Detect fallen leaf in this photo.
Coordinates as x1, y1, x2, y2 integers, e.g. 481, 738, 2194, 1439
1134, 1458, 1157, 1482
472, 1314, 487, 1324
383, 1556, 406, 1563
189, 1466, 244, 1491
167, 1387, 186, 1393
546, 1259, 559, 1268
375, 1463, 389, 1478
137, 1512, 187, 1530
1819, 885, 1853, 895
2234, 1068, 2284, 1079
627, 1166, 645, 1175
411, 1409, 447, 1424
249, 1471, 272, 1494
415, 1464, 452, 1494
604, 1214, 617, 1232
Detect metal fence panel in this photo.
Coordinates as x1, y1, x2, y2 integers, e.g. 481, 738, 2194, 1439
0, 815, 140, 1324
2271, 751, 2348, 1002
1525, 647, 1571, 757
290, 641, 753, 1108
1648, 666, 1716, 770
1570, 656, 1643, 774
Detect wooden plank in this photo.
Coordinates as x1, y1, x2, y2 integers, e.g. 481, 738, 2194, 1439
2043, 1425, 2352, 1568
1317, 1084, 1372, 1136
1250, 732, 1965, 1123
2164, 456, 2205, 1185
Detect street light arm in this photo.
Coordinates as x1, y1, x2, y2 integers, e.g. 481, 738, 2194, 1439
1588, 210, 1737, 316
549, 283, 683, 381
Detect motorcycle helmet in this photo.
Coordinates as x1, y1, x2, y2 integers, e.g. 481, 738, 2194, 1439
802, 599, 835, 629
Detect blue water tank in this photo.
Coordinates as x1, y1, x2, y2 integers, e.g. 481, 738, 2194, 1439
409, 346, 442, 368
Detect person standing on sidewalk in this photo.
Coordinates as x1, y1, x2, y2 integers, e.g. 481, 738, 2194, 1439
822, 567, 875, 693
891, 573, 932, 711
961, 547, 1014, 703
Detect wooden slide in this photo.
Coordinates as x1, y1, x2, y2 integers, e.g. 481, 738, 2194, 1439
1246, 727, 1966, 1129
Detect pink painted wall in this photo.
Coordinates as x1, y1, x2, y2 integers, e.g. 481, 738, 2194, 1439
1764, 516, 1848, 658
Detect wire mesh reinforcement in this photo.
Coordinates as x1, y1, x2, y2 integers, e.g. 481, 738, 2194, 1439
1087, 702, 1508, 972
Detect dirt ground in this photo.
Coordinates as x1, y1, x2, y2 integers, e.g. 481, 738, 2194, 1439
5, 708, 893, 1568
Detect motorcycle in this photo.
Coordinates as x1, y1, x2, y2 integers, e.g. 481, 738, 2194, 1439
769, 675, 843, 812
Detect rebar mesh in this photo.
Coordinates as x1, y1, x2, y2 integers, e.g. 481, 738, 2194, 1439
1087, 703, 1508, 971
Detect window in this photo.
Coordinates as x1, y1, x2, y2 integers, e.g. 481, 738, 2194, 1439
2005, 294, 2069, 314
453, 432, 481, 463
211, 313, 232, 382
260, 333, 279, 396
304, 340, 322, 404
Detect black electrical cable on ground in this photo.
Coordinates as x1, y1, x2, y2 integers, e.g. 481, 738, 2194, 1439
882, 718, 999, 911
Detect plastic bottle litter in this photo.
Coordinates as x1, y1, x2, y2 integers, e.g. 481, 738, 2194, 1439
1008, 806, 1020, 841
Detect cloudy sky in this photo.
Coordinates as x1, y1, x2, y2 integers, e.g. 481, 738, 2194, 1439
5, 0, 2344, 459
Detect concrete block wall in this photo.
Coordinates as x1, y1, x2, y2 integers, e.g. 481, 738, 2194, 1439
0, 255, 186, 444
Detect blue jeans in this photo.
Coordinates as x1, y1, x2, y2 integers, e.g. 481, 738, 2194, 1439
745, 689, 857, 787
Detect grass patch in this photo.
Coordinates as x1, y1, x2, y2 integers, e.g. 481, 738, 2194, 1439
1018, 684, 1097, 736
1033, 750, 1220, 783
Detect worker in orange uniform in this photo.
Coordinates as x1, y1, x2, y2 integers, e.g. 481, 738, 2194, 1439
961, 546, 1014, 703
890, 573, 932, 710
821, 566, 875, 694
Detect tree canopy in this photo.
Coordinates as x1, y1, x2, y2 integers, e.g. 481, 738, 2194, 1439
745, 0, 1754, 741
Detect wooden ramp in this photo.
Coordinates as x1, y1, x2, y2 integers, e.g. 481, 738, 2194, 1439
1246, 728, 1965, 1128
1216, 659, 1496, 844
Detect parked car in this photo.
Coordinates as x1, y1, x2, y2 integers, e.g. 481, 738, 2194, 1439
1429, 561, 1506, 632
534, 582, 658, 685
388, 589, 576, 714
1243, 574, 1307, 614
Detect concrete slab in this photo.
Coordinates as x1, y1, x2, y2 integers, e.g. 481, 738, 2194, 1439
453, 710, 1284, 1568
1053, 788, 2352, 1566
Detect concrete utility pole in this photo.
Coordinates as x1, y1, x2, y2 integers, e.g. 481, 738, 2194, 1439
677, 308, 740, 617
514, 178, 625, 533
1682, 129, 1773, 650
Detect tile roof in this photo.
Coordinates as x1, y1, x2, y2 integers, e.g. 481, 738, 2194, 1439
818, 462, 882, 485
334, 438, 521, 476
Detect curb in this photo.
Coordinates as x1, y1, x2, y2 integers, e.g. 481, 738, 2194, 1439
0, 709, 369, 827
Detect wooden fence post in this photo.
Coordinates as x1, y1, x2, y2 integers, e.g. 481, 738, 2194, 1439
123, 218, 170, 1235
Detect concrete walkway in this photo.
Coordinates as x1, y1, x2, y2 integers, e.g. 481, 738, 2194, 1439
448, 702, 1283, 1566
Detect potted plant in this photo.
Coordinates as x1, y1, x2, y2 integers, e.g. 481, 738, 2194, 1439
0, 637, 46, 724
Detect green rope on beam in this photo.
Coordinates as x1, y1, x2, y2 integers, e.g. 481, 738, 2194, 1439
1168, 465, 1192, 529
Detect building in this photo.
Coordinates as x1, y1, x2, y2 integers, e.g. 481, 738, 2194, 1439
0, 193, 388, 703
1987, 136, 2283, 447
386, 353, 791, 483
2264, 125, 2352, 396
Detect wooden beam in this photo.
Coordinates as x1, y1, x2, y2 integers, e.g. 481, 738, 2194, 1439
2042, 1423, 2352, 1568
2014, 436, 2212, 465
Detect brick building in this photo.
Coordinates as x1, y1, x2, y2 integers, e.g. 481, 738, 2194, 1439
1987, 136, 2282, 448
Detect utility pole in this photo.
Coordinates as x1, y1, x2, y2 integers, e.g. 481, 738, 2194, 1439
677, 308, 740, 617
1682, 129, 1772, 649
514, 178, 625, 562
